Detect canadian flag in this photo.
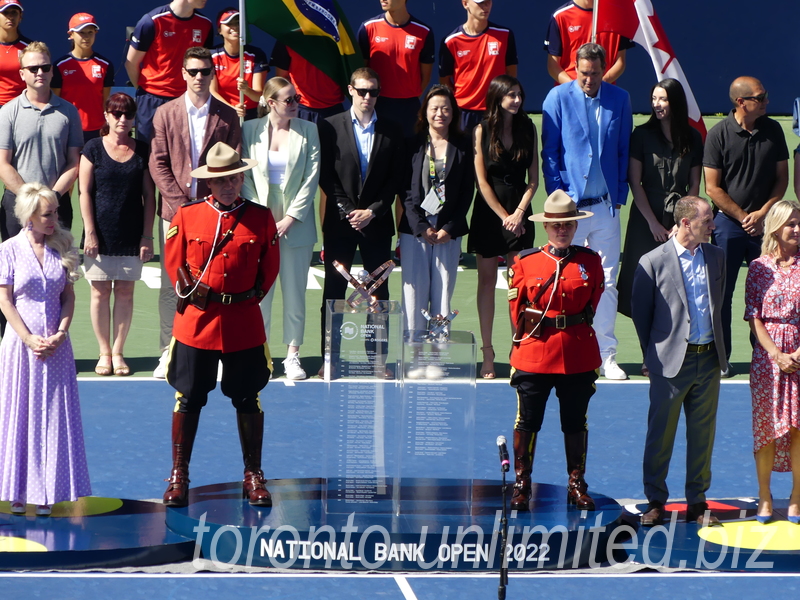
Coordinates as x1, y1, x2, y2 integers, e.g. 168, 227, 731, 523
595, 0, 706, 139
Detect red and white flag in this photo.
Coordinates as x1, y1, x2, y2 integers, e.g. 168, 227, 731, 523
595, 0, 706, 139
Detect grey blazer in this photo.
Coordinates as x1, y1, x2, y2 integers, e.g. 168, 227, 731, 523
631, 240, 727, 378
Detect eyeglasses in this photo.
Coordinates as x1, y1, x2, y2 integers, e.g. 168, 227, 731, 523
22, 64, 52, 74
739, 92, 768, 103
272, 93, 302, 106
185, 67, 213, 78
352, 87, 380, 98
108, 110, 136, 119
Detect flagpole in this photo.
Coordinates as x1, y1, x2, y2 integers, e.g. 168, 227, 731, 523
238, 0, 246, 125
591, 0, 598, 42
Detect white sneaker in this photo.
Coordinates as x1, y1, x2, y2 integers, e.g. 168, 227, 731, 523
282, 353, 307, 380
153, 349, 170, 379
600, 355, 628, 380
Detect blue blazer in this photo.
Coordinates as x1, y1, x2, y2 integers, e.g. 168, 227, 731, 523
541, 80, 632, 206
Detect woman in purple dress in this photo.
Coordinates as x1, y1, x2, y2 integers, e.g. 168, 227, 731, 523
0, 183, 91, 516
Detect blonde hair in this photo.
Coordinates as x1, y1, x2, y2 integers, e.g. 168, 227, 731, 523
762, 199, 800, 257
19, 41, 51, 65
15, 183, 80, 282
257, 77, 291, 118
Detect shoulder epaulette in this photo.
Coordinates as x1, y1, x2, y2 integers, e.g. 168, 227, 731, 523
182, 198, 206, 207
574, 246, 599, 256
517, 247, 543, 259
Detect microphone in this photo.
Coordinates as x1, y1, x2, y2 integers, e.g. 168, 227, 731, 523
496, 436, 510, 473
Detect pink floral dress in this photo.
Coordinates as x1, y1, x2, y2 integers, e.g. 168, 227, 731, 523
745, 254, 800, 471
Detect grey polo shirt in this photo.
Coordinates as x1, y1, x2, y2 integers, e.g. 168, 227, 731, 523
703, 110, 788, 213
0, 91, 83, 189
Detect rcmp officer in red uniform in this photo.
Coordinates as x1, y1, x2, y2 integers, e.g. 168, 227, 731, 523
508, 190, 604, 511
162, 141, 279, 507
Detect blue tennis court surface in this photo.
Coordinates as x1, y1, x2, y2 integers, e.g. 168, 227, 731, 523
3, 379, 795, 597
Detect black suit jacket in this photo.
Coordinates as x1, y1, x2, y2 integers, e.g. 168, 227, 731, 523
399, 131, 474, 239
319, 111, 403, 240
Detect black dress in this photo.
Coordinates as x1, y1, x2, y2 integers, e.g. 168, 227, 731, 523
81, 137, 149, 256
617, 125, 702, 317
467, 119, 536, 258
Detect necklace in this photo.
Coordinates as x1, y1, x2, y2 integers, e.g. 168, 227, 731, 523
104, 136, 132, 162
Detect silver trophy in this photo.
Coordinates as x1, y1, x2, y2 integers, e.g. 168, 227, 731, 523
421, 309, 459, 342
333, 259, 394, 312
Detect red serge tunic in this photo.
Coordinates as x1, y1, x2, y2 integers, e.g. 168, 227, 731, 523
508, 245, 604, 374
165, 198, 279, 352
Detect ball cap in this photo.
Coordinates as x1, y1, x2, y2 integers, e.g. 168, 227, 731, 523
69, 13, 99, 33
0, 0, 22, 12
218, 9, 238, 28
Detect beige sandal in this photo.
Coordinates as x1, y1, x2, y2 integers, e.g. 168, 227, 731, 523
95, 353, 112, 376
112, 353, 131, 376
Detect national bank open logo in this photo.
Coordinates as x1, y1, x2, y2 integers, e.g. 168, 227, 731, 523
340, 321, 358, 341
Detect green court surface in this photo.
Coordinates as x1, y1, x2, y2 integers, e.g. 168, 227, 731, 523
55, 114, 800, 377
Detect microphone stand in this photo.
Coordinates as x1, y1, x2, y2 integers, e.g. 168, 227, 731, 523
498, 464, 509, 599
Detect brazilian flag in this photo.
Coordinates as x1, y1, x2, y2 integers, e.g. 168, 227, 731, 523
244, 0, 363, 90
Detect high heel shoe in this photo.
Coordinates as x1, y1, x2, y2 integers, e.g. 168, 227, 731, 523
480, 345, 495, 379
788, 495, 800, 524
756, 495, 772, 524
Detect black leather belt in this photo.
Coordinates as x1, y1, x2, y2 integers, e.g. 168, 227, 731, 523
686, 341, 714, 353
208, 288, 260, 305
577, 195, 608, 208
541, 312, 590, 330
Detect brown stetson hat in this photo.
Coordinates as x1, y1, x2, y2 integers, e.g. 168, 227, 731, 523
190, 142, 257, 179
529, 190, 593, 222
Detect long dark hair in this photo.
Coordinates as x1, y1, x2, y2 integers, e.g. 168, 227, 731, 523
414, 84, 462, 139
484, 75, 532, 163
644, 78, 693, 157
99, 92, 136, 136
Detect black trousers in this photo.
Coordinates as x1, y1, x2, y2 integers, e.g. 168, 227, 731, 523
511, 369, 598, 434
166, 340, 271, 414
320, 228, 392, 355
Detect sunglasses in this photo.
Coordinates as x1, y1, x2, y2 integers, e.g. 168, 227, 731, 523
740, 92, 768, 103
185, 67, 213, 78
272, 93, 302, 106
352, 87, 380, 98
22, 64, 52, 74
108, 110, 136, 119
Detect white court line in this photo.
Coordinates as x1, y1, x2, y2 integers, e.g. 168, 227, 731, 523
1, 571, 798, 579
394, 575, 420, 600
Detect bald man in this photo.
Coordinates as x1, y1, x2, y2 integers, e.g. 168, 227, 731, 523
704, 76, 788, 375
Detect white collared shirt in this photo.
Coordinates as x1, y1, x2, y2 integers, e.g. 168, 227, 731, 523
185, 94, 211, 198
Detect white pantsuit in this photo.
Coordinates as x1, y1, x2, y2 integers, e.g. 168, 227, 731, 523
241, 117, 320, 347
